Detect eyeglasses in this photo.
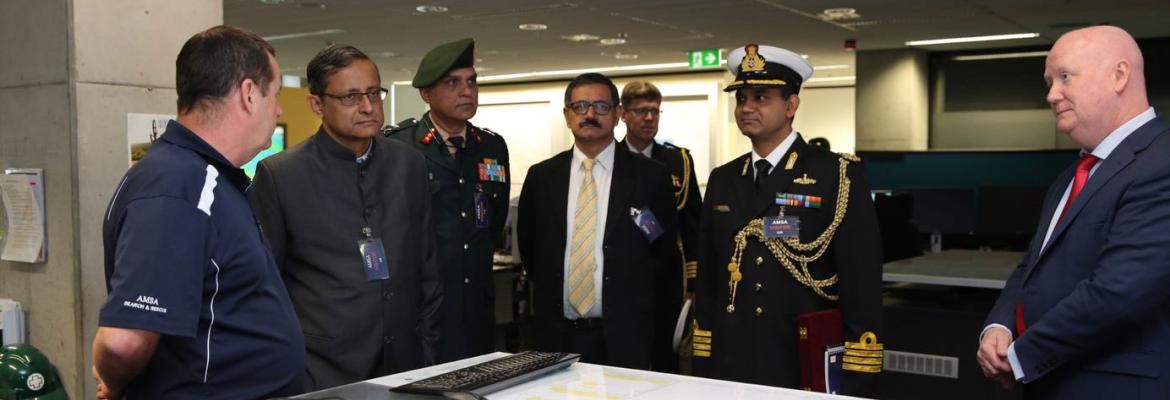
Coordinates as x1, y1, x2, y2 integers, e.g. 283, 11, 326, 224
319, 88, 388, 106
567, 101, 614, 115
627, 107, 661, 117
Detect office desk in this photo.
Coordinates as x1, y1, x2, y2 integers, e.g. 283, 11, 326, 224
293, 352, 868, 399
882, 250, 1023, 289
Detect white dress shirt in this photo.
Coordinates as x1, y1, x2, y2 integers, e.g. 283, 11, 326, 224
751, 131, 800, 177
625, 139, 654, 158
981, 107, 1158, 381
563, 141, 616, 319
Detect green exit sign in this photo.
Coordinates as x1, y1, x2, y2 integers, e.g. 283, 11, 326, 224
688, 49, 721, 68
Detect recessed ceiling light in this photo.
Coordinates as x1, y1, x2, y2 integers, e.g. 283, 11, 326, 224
614, 52, 639, 60
906, 33, 1039, 46
819, 8, 860, 21
562, 34, 600, 42
518, 23, 548, 31
806, 76, 856, 84
378, 51, 397, 57
952, 51, 1049, 61
814, 64, 850, 70
800, 54, 809, 59
474, 62, 690, 83
475, 66, 493, 72
475, 58, 484, 63
415, 5, 448, 13
261, 28, 344, 42
599, 38, 626, 45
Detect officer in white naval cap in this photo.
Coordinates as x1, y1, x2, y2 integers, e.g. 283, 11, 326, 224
691, 43, 883, 396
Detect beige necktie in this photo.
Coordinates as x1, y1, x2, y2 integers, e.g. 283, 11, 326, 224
569, 158, 598, 316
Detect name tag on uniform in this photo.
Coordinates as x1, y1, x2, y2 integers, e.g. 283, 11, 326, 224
478, 158, 507, 183
631, 206, 664, 242
474, 187, 489, 228
359, 237, 389, 281
762, 216, 800, 238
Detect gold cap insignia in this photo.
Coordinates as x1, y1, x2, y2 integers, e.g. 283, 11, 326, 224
740, 44, 766, 73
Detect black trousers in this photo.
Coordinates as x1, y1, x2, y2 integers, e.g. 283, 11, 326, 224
563, 318, 608, 365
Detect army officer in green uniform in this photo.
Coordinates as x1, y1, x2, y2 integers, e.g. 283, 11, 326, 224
385, 38, 510, 362
691, 43, 883, 396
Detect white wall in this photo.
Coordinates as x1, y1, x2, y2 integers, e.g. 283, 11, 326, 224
856, 48, 930, 150
793, 86, 856, 153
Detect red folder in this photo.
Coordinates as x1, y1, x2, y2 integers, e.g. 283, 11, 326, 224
798, 308, 842, 392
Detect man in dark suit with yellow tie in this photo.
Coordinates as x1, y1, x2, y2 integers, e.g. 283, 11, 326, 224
518, 73, 682, 371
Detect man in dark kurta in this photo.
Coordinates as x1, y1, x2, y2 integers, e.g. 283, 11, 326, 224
250, 45, 442, 391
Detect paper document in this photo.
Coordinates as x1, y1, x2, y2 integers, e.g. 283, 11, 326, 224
0, 299, 25, 345
0, 170, 45, 263
673, 299, 692, 350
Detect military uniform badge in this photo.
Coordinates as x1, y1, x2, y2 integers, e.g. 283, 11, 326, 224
741, 44, 766, 73
842, 332, 884, 373
420, 129, 437, 145
478, 158, 507, 182
793, 174, 816, 185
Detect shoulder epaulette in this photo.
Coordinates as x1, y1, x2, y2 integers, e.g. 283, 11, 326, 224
383, 118, 419, 136
661, 141, 680, 149
838, 152, 861, 163
476, 126, 501, 138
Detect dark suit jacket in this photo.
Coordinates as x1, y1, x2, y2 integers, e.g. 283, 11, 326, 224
693, 137, 882, 395
518, 142, 683, 371
987, 116, 1170, 399
618, 139, 703, 291
250, 130, 442, 391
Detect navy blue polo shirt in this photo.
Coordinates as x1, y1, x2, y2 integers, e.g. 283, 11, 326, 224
99, 121, 305, 399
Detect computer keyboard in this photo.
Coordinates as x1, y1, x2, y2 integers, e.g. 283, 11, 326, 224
390, 352, 579, 399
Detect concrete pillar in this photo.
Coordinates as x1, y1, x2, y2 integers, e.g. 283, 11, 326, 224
0, 1, 221, 397
855, 48, 930, 150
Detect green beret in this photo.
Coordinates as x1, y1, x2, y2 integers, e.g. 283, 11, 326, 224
412, 38, 475, 88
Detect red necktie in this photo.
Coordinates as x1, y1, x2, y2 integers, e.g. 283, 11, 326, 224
1016, 153, 1100, 336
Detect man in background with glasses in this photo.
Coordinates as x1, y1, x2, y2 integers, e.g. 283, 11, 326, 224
617, 81, 703, 373
385, 38, 512, 363
518, 73, 682, 371
251, 44, 442, 391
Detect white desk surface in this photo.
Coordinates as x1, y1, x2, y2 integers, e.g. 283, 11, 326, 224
364, 352, 869, 400
882, 249, 1023, 289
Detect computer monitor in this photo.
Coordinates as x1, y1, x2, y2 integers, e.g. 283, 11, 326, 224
905, 187, 978, 235
975, 186, 1047, 236
242, 123, 286, 179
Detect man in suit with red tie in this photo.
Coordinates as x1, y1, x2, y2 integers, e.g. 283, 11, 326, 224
978, 26, 1170, 399
518, 73, 682, 371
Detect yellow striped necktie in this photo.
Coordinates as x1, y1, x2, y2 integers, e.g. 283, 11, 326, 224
569, 158, 598, 316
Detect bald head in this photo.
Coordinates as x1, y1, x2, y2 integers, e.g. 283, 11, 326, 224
1045, 26, 1149, 150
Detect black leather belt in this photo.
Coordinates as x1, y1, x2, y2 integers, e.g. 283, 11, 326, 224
565, 318, 604, 329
